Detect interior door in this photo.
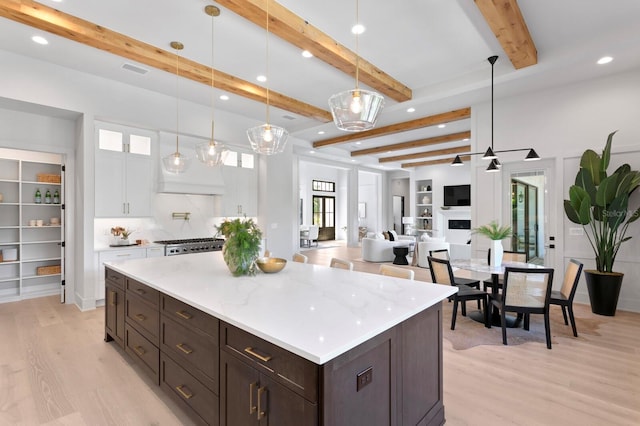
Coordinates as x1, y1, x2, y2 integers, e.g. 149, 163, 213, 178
393, 195, 404, 234
313, 196, 335, 241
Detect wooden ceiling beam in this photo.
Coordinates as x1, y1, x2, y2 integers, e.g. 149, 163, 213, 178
351, 131, 470, 157
314, 108, 471, 148
401, 155, 471, 169
0, 0, 332, 122
474, 0, 537, 69
379, 145, 471, 163
216, 0, 412, 102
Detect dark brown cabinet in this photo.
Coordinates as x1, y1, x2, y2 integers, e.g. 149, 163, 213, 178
220, 351, 317, 426
104, 271, 125, 348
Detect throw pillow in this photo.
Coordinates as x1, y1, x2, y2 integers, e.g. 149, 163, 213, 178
382, 231, 389, 240
374, 232, 384, 240
388, 230, 396, 241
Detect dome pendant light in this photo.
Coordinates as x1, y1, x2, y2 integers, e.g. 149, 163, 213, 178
196, 5, 229, 166
162, 41, 190, 174
247, 0, 288, 155
328, 0, 384, 132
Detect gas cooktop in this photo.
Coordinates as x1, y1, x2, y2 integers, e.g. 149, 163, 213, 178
154, 238, 225, 256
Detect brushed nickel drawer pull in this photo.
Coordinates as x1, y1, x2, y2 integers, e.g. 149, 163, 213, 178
175, 310, 193, 320
133, 346, 145, 356
175, 385, 193, 400
176, 343, 193, 354
135, 313, 146, 321
135, 288, 146, 295
249, 382, 257, 414
257, 386, 266, 420
244, 347, 272, 362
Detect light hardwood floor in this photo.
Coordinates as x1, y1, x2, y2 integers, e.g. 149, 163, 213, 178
0, 245, 638, 425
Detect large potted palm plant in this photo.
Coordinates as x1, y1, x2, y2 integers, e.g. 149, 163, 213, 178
564, 131, 640, 315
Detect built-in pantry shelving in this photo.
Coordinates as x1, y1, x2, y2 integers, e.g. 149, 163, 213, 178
0, 150, 64, 303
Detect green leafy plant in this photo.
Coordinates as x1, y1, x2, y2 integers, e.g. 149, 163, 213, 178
564, 131, 640, 273
472, 221, 512, 240
217, 218, 263, 276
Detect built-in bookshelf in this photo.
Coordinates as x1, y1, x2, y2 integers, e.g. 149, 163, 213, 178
415, 179, 433, 234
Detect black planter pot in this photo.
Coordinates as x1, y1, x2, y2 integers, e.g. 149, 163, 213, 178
584, 270, 624, 316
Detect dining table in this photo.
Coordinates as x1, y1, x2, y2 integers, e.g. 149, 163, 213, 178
450, 258, 548, 327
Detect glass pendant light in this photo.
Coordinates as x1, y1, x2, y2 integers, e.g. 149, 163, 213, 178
196, 5, 229, 166
162, 41, 190, 173
247, 0, 288, 155
328, 0, 384, 132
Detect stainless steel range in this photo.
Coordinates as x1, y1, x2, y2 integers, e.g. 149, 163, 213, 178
154, 238, 225, 256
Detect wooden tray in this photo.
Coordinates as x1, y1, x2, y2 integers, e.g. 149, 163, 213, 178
37, 265, 61, 275
36, 173, 61, 183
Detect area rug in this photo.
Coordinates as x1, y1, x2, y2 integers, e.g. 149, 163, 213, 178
442, 302, 604, 350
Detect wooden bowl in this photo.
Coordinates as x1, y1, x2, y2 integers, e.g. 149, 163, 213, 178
256, 257, 287, 273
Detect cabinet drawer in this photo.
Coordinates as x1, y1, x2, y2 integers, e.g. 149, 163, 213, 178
161, 353, 219, 426
125, 293, 159, 345
105, 268, 125, 289
125, 323, 159, 384
161, 294, 218, 340
221, 322, 318, 403
161, 316, 219, 394
126, 278, 159, 307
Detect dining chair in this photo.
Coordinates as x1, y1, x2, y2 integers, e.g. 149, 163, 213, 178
483, 250, 527, 292
488, 267, 554, 349
379, 264, 414, 280
430, 248, 481, 308
329, 258, 354, 271
427, 256, 488, 330
549, 259, 583, 337
292, 252, 308, 263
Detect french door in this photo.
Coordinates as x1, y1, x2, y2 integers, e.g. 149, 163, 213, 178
511, 179, 539, 261
312, 196, 335, 241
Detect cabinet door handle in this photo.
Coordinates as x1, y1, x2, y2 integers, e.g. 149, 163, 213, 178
110, 291, 117, 306
127, 203, 130, 214
249, 382, 257, 414
133, 345, 145, 356
175, 310, 193, 320
175, 385, 193, 400
257, 386, 266, 420
123, 203, 126, 214
116, 253, 132, 257
135, 288, 146, 295
135, 313, 146, 321
176, 343, 193, 355
244, 347, 272, 363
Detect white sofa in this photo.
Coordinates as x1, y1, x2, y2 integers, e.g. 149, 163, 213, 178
362, 234, 416, 262
417, 239, 450, 268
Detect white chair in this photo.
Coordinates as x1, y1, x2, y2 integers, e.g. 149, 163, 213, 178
330, 258, 353, 271
300, 225, 319, 247
379, 264, 414, 280
417, 240, 450, 267
292, 252, 308, 263
307, 225, 319, 247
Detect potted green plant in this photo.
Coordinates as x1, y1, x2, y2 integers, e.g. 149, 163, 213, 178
472, 221, 513, 267
217, 218, 263, 276
564, 131, 640, 315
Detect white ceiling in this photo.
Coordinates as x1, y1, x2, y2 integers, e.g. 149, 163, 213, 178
1, 0, 639, 170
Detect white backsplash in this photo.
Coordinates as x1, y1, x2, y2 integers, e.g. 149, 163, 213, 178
94, 193, 256, 248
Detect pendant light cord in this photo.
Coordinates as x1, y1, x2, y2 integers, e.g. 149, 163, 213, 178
175, 47, 180, 154
354, 0, 360, 90
491, 56, 494, 152
210, 10, 215, 141
265, 0, 271, 124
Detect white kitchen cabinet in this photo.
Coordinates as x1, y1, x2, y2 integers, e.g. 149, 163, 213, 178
94, 123, 155, 217
0, 151, 65, 303
221, 163, 257, 217
145, 246, 165, 257
96, 247, 147, 300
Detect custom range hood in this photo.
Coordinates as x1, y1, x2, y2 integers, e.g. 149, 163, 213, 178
157, 132, 226, 195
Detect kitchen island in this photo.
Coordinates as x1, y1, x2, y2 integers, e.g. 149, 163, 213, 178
104, 252, 456, 426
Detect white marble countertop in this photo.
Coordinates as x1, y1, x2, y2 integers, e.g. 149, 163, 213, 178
105, 252, 456, 364
95, 242, 163, 252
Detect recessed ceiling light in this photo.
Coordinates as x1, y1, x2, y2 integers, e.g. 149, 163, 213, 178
309, 150, 315, 154
406, 107, 415, 113
351, 24, 365, 35
597, 56, 613, 65
317, 130, 325, 135
219, 95, 229, 101
302, 50, 313, 58
351, 159, 356, 162
355, 141, 362, 145
50, 0, 62, 2
438, 124, 446, 128
257, 75, 267, 82
463, 138, 469, 141
31, 35, 48, 45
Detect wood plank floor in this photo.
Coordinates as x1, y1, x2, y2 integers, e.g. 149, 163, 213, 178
0, 244, 638, 425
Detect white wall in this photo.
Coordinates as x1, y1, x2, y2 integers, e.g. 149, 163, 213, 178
471, 69, 640, 312
358, 170, 382, 232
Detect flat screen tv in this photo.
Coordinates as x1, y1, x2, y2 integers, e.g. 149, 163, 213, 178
443, 184, 471, 206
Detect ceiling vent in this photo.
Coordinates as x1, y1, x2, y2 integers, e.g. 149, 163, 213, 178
121, 63, 149, 75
